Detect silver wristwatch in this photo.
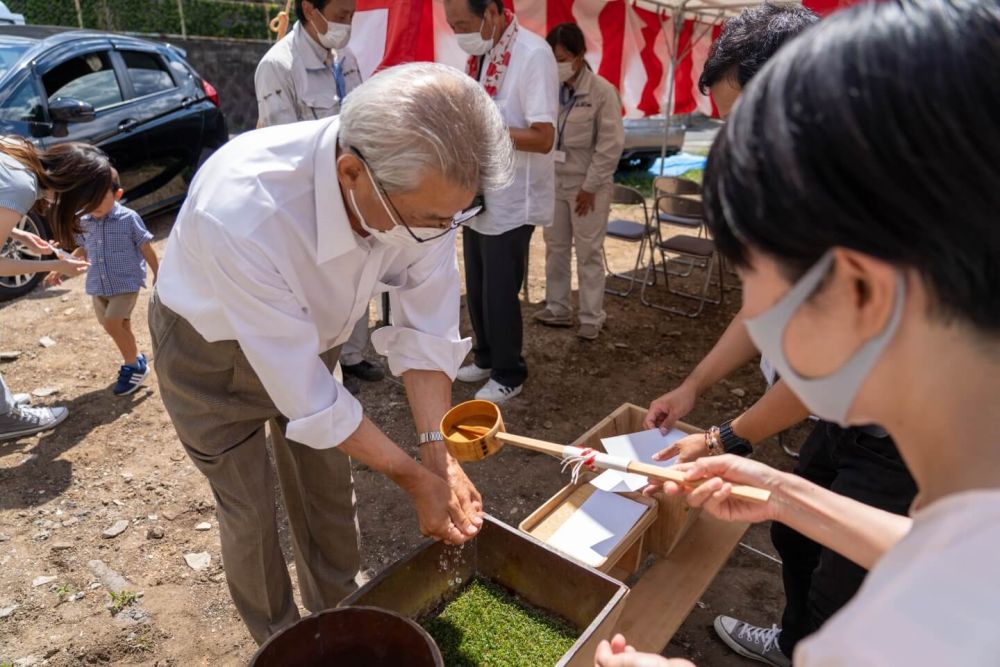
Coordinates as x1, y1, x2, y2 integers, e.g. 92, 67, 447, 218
417, 431, 444, 446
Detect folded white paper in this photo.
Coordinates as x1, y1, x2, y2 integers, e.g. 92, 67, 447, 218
547, 490, 649, 566
589, 428, 686, 493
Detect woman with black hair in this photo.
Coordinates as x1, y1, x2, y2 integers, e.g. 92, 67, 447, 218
597, 1, 1000, 665
534, 22, 623, 340
0, 138, 109, 441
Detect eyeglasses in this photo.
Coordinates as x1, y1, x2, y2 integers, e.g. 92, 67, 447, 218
352, 148, 482, 243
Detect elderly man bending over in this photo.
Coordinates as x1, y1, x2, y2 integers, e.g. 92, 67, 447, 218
150, 63, 513, 644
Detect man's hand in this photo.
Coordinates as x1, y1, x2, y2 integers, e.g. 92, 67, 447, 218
10, 228, 54, 254
652, 432, 708, 464
575, 189, 596, 216
421, 443, 484, 529
403, 466, 481, 545
43, 271, 63, 287
644, 382, 697, 432
594, 634, 695, 667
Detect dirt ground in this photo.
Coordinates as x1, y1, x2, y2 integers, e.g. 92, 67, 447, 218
0, 206, 809, 666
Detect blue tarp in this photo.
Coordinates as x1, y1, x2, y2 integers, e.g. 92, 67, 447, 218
649, 152, 707, 176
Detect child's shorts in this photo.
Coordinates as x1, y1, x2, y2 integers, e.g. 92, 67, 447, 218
93, 292, 139, 326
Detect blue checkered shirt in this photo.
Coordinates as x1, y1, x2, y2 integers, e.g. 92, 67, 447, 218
75, 202, 154, 297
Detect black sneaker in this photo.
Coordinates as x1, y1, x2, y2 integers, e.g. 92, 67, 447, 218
341, 360, 385, 382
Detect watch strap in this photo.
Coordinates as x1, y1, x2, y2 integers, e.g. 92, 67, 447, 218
719, 419, 753, 456
417, 430, 444, 446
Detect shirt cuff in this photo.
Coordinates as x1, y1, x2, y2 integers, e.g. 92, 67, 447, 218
284, 383, 364, 449
370, 325, 473, 380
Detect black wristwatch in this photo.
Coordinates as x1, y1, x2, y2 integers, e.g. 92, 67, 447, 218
719, 419, 753, 457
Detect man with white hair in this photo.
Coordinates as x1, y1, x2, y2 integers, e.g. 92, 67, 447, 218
150, 63, 513, 644
255, 0, 386, 389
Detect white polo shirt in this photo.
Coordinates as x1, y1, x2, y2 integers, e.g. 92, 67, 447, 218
157, 117, 472, 449
254, 21, 362, 126
468, 26, 558, 236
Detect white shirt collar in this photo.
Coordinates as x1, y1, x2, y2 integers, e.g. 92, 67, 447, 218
313, 118, 358, 264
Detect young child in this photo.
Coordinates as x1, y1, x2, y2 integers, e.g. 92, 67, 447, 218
46, 170, 158, 395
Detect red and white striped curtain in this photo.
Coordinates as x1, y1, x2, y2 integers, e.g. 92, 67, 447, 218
349, 0, 855, 118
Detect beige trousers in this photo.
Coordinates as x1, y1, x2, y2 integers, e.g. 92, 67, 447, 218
543, 185, 613, 327
148, 295, 361, 645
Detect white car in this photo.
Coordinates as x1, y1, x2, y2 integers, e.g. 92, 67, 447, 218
0, 3, 25, 25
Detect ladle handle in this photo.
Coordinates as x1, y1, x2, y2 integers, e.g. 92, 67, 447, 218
495, 432, 567, 456
627, 462, 771, 503
494, 433, 771, 504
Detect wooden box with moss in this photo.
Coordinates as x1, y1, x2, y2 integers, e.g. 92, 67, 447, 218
341, 515, 628, 667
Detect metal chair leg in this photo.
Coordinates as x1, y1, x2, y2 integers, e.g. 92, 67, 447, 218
641, 250, 723, 318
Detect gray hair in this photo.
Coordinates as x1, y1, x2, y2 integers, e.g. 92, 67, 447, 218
338, 62, 514, 194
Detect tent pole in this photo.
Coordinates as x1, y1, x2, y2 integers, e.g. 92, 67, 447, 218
659, 6, 681, 176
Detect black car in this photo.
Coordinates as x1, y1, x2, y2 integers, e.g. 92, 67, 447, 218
0, 26, 227, 301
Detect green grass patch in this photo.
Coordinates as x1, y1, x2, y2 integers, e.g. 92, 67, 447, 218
422, 578, 578, 667
614, 168, 704, 199
108, 590, 139, 615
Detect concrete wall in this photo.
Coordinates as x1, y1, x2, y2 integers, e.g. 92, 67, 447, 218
168, 36, 271, 133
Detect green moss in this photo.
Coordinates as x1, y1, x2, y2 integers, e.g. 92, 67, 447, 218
423, 578, 578, 667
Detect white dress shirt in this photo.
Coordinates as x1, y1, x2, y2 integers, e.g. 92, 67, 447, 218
254, 21, 362, 126
157, 117, 472, 450
469, 26, 558, 236
795, 490, 1000, 665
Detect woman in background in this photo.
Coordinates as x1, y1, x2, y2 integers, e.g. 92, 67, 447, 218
534, 22, 623, 340
0, 138, 108, 440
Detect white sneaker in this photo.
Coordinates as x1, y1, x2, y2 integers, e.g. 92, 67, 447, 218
474, 379, 522, 404
456, 363, 491, 383
12, 393, 31, 406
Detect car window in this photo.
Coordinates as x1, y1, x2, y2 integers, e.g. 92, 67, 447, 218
0, 43, 29, 77
42, 51, 123, 110
0, 78, 42, 122
122, 51, 176, 97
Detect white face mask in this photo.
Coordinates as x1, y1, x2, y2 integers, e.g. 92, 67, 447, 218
456, 18, 494, 56
557, 61, 576, 83
744, 251, 906, 426
311, 13, 351, 50
347, 163, 442, 248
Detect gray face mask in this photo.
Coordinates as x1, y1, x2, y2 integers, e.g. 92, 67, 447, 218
744, 251, 906, 426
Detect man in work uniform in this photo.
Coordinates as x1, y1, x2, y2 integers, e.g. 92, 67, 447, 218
255, 0, 384, 387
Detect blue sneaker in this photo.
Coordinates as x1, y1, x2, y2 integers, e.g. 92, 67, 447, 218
113, 355, 148, 396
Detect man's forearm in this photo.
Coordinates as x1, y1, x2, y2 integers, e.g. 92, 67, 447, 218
403, 369, 453, 466
774, 472, 912, 570
730, 380, 810, 445
336, 416, 425, 491
509, 124, 555, 154
683, 311, 759, 394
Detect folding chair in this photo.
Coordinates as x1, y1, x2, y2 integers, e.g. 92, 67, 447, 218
654, 177, 702, 233
603, 184, 655, 297
641, 192, 723, 318
653, 178, 706, 278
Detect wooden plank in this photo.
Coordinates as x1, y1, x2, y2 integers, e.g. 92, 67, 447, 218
612, 513, 749, 651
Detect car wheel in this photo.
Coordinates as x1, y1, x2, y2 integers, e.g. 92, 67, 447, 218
0, 213, 52, 303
